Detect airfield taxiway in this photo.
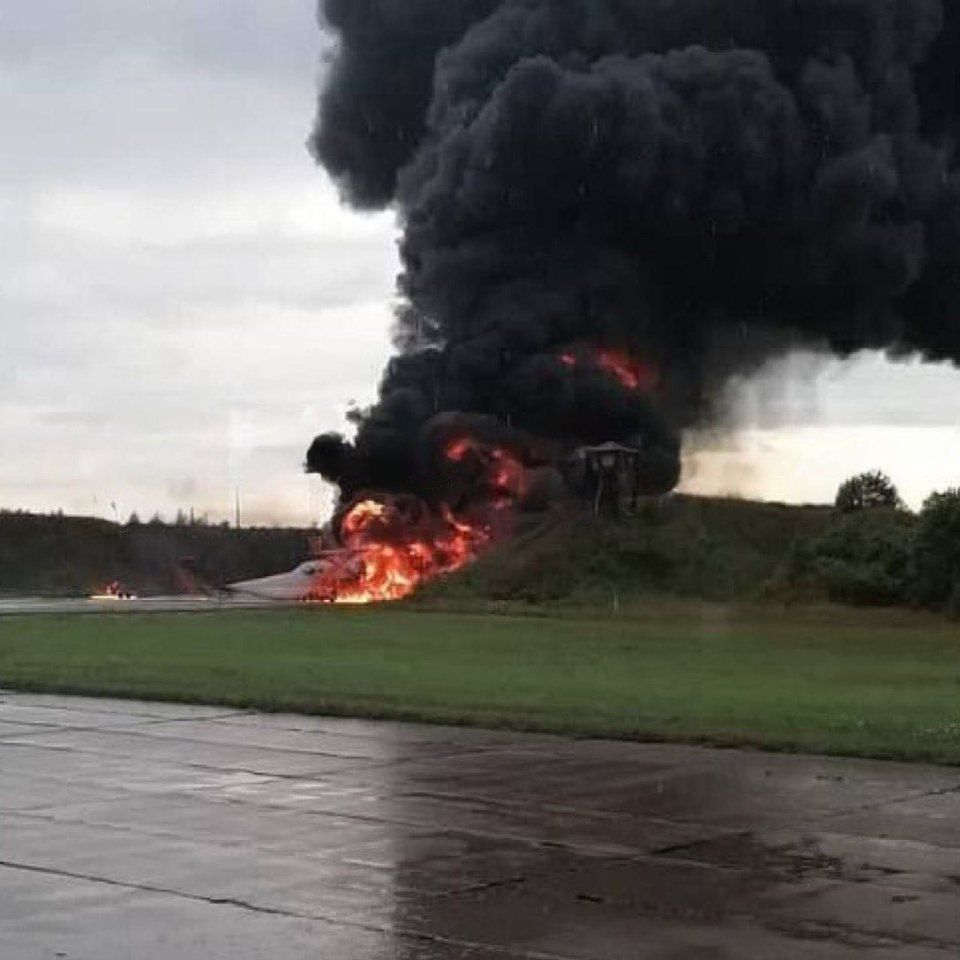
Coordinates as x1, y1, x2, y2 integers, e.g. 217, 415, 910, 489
0, 596, 276, 616
0, 691, 958, 958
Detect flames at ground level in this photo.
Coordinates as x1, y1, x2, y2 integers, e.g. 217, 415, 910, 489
308, 496, 494, 605
307, 346, 662, 605
305, 430, 538, 604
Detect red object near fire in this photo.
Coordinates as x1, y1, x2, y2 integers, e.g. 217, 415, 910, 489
560, 347, 660, 392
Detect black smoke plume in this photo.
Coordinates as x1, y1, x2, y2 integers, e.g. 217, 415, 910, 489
308, 0, 960, 506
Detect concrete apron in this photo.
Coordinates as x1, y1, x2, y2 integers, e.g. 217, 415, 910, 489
0, 691, 958, 959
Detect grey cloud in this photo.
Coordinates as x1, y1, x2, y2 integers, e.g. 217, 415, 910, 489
731, 351, 960, 429
1, 228, 397, 328
0, 1, 395, 523
38, 409, 111, 428
0, 60, 317, 189
1, 0, 320, 82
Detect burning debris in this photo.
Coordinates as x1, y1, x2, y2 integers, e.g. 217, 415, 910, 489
315, 496, 491, 603
444, 436, 529, 505
90, 580, 138, 601
305, 1, 960, 602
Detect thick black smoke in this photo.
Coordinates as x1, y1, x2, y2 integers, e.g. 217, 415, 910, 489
308, 0, 960, 504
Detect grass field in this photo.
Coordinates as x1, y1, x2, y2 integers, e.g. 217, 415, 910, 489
1, 604, 959, 763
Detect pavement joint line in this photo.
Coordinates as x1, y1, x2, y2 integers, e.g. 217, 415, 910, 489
392, 788, 730, 838
0, 694, 224, 722
825, 781, 960, 819
391, 786, 753, 830
0, 760, 286, 792
764, 913, 960, 951
3, 784, 730, 865
136, 711, 253, 725
12, 743, 960, 858
0, 744, 752, 855
1, 736, 555, 787
0, 804, 687, 864
642, 835, 954, 893
0, 724, 160, 741
30, 723, 401, 763
647, 830, 751, 859
3, 808, 444, 862
0, 737, 393, 780
0, 858, 572, 960
7, 804, 688, 905
75, 722, 537, 767
0, 717, 82, 729
880, 782, 960, 805
4, 809, 253, 847
3, 855, 956, 955
206, 713, 528, 736
0, 726, 75, 739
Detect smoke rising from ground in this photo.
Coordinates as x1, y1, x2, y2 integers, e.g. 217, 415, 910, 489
307, 0, 960, 504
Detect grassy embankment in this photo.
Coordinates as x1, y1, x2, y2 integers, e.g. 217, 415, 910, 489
418, 495, 833, 607
1, 604, 958, 764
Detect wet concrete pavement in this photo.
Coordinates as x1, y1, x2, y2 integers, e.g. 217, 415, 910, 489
0, 691, 958, 959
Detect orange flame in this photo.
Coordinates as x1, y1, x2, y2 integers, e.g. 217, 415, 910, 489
559, 348, 659, 392
311, 496, 492, 605
487, 448, 527, 500
445, 437, 528, 502
596, 349, 659, 391
90, 580, 136, 600
445, 437, 473, 462
341, 499, 387, 536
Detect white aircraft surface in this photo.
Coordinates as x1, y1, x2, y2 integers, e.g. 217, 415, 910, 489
227, 552, 361, 603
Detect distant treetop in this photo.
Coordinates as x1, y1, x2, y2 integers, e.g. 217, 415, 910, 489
835, 471, 902, 514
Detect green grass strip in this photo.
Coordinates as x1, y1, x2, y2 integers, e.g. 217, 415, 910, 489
1, 605, 958, 764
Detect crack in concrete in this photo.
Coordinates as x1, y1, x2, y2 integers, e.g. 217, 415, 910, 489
819, 781, 960, 820
765, 914, 960, 951
0, 736, 384, 781
140, 711, 251, 725
77, 723, 387, 762
0, 731, 515, 785
0, 696, 232, 724
2, 804, 669, 867
0, 859, 570, 960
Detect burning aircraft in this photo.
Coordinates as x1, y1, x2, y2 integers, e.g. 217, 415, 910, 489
227, 552, 363, 603
303, 1, 960, 603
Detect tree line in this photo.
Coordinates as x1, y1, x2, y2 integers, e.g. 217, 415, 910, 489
784, 473, 960, 615
0, 512, 313, 596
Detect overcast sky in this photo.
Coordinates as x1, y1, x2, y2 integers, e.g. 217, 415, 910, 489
2, 1, 959, 526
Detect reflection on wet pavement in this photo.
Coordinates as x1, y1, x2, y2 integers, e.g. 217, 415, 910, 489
1, 691, 958, 958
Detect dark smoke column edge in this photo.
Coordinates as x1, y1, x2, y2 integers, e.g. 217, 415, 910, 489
309, 0, 501, 207
308, 0, 960, 508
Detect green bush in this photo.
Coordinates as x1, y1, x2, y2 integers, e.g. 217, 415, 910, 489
946, 582, 960, 621
810, 508, 915, 606
911, 489, 960, 607
835, 471, 902, 513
